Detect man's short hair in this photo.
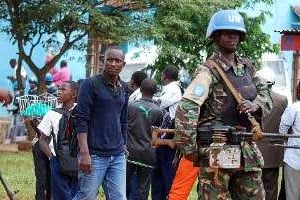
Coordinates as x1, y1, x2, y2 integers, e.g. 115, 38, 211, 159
140, 78, 157, 96
131, 71, 148, 88
60, 60, 67, 67
105, 46, 125, 59
9, 59, 16, 66
162, 65, 179, 81
65, 81, 79, 93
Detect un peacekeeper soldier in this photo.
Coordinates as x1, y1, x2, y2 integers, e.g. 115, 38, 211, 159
174, 10, 272, 200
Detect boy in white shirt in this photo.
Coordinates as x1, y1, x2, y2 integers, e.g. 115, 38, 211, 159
38, 81, 79, 200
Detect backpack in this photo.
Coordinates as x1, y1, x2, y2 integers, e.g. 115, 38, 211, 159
51, 107, 78, 177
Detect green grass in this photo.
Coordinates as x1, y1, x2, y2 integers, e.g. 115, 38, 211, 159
0, 152, 35, 200
0, 151, 198, 199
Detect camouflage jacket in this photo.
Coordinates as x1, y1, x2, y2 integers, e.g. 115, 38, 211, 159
175, 52, 272, 171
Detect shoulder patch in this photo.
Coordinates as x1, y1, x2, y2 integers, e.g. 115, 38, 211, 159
194, 85, 205, 97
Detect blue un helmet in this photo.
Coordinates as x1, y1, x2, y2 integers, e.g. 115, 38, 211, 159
45, 73, 53, 83
206, 10, 246, 41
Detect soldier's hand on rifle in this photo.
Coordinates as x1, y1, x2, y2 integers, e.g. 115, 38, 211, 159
174, 130, 192, 146
176, 132, 190, 143
238, 100, 260, 114
79, 152, 92, 173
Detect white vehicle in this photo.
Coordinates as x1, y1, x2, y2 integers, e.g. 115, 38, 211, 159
258, 53, 292, 103
120, 45, 158, 82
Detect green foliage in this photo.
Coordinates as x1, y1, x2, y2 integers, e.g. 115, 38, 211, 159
146, 0, 277, 77
0, 0, 136, 51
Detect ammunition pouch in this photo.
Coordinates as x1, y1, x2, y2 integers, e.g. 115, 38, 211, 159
196, 125, 252, 146
195, 125, 250, 167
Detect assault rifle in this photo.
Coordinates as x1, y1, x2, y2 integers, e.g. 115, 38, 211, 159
152, 126, 300, 149
0, 170, 18, 200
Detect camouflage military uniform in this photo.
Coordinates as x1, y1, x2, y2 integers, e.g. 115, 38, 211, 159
175, 51, 272, 200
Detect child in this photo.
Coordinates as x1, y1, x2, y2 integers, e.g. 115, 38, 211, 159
38, 81, 79, 200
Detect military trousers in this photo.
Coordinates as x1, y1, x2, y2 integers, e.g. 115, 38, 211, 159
197, 167, 265, 200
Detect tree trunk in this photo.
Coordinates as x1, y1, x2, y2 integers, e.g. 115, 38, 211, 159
16, 57, 25, 95
36, 72, 47, 94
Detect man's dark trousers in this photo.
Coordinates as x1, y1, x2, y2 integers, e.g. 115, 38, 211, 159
151, 147, 176, 200
32, 141, 51, 200
50, 157, 79, 200
127, 171, 139, 200
262, 168, 280, 200
126, 162, 152, 200
278, 167, 285, 200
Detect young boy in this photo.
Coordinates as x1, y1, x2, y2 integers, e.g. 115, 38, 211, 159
38, 81, 79, 200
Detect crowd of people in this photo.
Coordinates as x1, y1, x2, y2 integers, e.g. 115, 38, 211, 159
1, 8, 300, 200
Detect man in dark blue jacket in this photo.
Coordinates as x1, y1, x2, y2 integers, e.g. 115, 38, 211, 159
74, 46, 128, 200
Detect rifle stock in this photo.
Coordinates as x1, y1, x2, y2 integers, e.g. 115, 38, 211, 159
151, 128, 190, 149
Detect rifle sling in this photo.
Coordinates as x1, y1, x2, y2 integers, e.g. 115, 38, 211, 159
204, 59, 263, 139
204, 59, 244, 104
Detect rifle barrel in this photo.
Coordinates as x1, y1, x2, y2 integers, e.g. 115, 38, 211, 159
152, 128, 300, 139
234, 132, 300, 138
270, 144, 300, 149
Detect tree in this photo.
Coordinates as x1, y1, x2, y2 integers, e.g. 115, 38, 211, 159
0, 0, 278, 91
145, 0, 278, 79
0, 0, 137, 91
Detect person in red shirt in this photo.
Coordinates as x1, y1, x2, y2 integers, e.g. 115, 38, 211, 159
52, 60, 71, 86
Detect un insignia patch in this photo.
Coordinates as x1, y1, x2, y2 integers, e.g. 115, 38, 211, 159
194, 85, 205, 97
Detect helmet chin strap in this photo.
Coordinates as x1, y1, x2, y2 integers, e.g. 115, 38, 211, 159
214, 44, 236, 54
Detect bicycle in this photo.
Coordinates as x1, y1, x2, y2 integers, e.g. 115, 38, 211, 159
17, 93, 58, 142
